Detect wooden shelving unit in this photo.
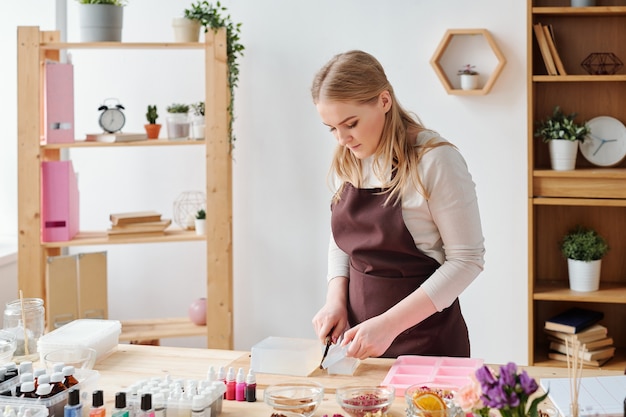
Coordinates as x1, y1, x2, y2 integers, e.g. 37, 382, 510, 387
16, 26, 234, 349
527, 1, 626, 370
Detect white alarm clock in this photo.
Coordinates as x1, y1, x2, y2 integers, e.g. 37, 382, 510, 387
98, 98, 126, 133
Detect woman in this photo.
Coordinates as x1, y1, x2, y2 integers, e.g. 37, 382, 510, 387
311, 50, 485, 359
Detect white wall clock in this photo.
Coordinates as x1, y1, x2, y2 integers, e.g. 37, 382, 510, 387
579, 116, 626, 167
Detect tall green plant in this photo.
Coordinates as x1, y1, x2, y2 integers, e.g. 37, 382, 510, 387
184, 1, 244, 148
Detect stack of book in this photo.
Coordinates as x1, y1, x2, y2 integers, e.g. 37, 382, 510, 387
108, 211, 171, 238
544, 307, 615, 367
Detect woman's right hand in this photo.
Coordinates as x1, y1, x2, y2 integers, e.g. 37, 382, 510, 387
312, 276, 349, 344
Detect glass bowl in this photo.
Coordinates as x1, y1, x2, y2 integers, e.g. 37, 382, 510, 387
42, 347, 97, 370
404, 384, 464, 417
263, 382, 324, 417
335, 385, 395, 417
0, 330, 17, 364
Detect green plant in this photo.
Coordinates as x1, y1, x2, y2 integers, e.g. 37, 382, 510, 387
458, 64, 478, 75
166, 103, 190, 114
76, 0, 127, 5
195, 209, 206, 220
184, 1, 244, 148
146, 105, 158, 124
190, 101, 205, 117
534, 105, 590, 142
561, 225, 609, 262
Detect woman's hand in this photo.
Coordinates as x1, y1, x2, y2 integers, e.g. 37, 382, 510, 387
341, 314, 396, 359
312, 276, 349, 344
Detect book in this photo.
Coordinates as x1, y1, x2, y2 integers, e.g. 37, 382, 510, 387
533, 23, 558, 75
107, 230, 166, 239
544, 323, 608, 343
547, 349, 614, 367
544, 307, 604, 334
109, 211, 162, 226
547, 335, 613, 352
108, 219, 172, 235
85, 132, 147, 143
549, 341, 615, 360
542, 24, 567, 75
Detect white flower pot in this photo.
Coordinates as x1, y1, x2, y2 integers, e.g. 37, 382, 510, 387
172, 18, 201, 42
549, 140, 578, 171
567, 258, 601, 292
194, 219, 206, 235
190, 115, 205, 140
78, 4, 124, 42
460, 74, 479, 90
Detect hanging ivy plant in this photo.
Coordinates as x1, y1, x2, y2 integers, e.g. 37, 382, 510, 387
185, 1, 244, 149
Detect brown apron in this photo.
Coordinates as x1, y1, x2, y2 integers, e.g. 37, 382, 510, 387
331, 183, 470, 358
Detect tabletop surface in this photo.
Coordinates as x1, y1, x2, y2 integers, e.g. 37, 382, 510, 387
85, 344, 626, 417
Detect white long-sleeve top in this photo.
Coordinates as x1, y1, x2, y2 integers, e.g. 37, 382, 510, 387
327, 131, 485, 311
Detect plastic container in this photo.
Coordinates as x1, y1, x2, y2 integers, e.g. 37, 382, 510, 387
3, 298, 45, 362
0, 369, 99, 417
250, 337, 320, 377
37, 319, 121, 364
0, 329, 17, 364
0, 402, 49, 417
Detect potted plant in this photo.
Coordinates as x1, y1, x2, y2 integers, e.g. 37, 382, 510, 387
194, 208, 206, 235
144, 105, 161, 140
166, 103, 190, 140
458, 64, 479, 90
561, 225, 609, 292
172, 9, 201, 42
190, 101, 205, 140
76, 0, 127, 42
534, 105, 590, 171
184, 1, 244, 147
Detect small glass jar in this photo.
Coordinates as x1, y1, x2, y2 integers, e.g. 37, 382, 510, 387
3, 298, 44, 362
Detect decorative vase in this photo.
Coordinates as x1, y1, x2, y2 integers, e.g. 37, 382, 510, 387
172, 18, 201, 42
78, 4, 124, 42
194, 219, 206, 235
144, 124, 161, 140
567, 258, 601, 292
571, 0, 595, 7
549, 140, 578, 171
188, 298, 207, 325
460, 74, 479, 90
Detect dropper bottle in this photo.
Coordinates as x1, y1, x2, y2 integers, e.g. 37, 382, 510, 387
245, 369, 256, 402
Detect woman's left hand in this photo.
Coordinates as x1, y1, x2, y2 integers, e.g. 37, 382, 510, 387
341, 315, 397, 359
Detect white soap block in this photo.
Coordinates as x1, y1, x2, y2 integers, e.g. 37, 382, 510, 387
250, 336, 321, 377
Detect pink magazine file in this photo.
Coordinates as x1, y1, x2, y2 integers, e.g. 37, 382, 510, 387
41, 160, 79, 242
42, 62, 74, 144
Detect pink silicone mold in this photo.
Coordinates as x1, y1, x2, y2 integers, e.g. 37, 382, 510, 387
381, 355, 483, 396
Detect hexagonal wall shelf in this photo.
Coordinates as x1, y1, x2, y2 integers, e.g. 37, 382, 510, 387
430, 28, 506, 95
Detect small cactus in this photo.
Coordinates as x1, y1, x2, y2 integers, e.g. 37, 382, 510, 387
146, 105, 158, 124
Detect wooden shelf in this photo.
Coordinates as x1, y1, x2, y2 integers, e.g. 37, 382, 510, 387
41, 229, 205, 248
527, 1, 626, 367
17, 26, 233, 349
43, 139, 205, 150
533, 346, 626, 371
120, 317, 206, 342
534, 282, 626, 303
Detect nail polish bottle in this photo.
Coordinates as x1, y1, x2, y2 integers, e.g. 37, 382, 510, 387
64, 389, 83, 417
245, 369, 256, 402
90, 390, 106, 417
235, 368, 245, 401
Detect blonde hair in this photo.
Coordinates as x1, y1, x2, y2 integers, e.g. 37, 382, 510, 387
311, 50, 451, 204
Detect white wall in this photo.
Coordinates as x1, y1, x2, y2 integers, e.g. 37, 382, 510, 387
1, 0, 528, 364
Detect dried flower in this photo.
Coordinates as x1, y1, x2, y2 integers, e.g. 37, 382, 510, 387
458, 64, 478, 75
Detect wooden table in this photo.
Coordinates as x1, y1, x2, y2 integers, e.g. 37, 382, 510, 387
93, 344, 624, 417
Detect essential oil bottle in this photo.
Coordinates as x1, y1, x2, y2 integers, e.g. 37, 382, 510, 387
64, 389, 83, 417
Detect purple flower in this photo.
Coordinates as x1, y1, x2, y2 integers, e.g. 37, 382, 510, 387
519, 370, 538, 396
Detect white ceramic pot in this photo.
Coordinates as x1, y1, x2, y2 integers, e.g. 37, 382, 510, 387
78, 4, 124, 42
567, 258, 601, 292
190, 115, 205, 140
194, 219, 206, 235
460, 74, 479, 90
172, 18, 201, 42
549, 140, 578, 171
